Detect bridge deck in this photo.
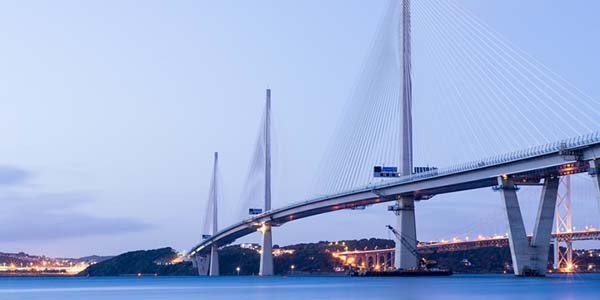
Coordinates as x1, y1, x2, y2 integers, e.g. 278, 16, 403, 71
189, 133, 600, 257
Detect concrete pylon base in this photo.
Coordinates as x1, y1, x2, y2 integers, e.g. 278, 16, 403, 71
394, 196, 417, 270
193, 255, 210, 276
259, 224, 274, 276
591, 159, 600, 218
209, 244, 219, 276
499, 176, 559, 276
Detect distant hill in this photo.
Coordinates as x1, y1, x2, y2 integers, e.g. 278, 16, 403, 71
78, 241, 512, 276
75, 255, 113, 263
79, 247, 196, 276
0, 252, 112, 265
0, 251, 111, 276
77, 240, 600, 276
212, 238, 513, 275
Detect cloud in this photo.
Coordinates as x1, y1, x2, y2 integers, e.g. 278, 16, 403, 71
0, 193, 153, 242
0, 166, 31, 185
0, 213, 151, 242
1, 192, 93, 211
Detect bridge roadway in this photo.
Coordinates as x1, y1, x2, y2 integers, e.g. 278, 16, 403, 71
189, 133, 600, 257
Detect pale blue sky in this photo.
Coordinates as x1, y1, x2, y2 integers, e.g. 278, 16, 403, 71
0, 0, 599, 257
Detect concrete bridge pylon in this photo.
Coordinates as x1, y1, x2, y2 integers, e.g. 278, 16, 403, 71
259, 89, 274, 276
208, 152, 220, 276
498, 176, 559, 276
393, 0, 418, 271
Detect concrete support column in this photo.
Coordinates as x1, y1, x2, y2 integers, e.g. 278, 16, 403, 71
591, 159, 600, 218
499, 176, 559, 276
553, 239, 559, 270
394, 196, 417, 270
194, 255, 210, 276
259, 224, 274, 276
499, 176, 530, 275
531, 177, 559, 273
209, 244, 219, 276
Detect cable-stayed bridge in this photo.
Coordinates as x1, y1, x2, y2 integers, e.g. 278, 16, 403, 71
189, 0, 600, 277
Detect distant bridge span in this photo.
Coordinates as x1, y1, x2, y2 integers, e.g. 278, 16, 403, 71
417, 229, 600, 253
189, 134, 600, 257
332, 229, 600, 256
332, 229, 600, 270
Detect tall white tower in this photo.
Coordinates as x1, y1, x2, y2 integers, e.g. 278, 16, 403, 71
394, 0, 418, 270
259, 89, 274, 276
209, 152, 220, 276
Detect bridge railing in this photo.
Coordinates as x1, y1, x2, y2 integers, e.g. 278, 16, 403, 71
373, 131, 600, 190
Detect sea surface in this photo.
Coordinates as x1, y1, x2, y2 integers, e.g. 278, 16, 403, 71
0, 274, 599, 299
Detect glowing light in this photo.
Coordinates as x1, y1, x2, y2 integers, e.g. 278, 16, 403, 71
257, 223, 268, 234
273, 249, 295, 257
562, 263, 575, 273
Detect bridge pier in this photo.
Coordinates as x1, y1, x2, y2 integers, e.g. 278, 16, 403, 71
394, 196, 418, 270
192, 255, 210, 276
209, 244, 219, 276
591, 159, 600, 216
498, 176, 559, 276
259, 224, 274, 276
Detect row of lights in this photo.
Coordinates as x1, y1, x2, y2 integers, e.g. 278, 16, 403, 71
233, 265, 295, 275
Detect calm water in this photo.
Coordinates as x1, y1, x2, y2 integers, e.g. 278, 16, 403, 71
0, 274, 599, 299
